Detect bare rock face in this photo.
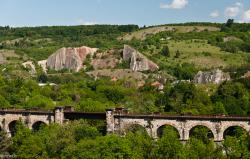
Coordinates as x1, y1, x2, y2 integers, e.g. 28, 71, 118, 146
38, 60, 47, 73
91, 50, 120, 70
123, 45, 159, 72
91, 58, 119, 70
193, 69, 230, 84
22, 61, 37, 75
41, 46, 97, 72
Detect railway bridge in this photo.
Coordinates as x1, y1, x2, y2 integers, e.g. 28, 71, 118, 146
0, 107, 249, 142
107, 108, 250, 142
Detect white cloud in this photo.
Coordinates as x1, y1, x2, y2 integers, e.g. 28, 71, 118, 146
210, 10, 220, 18
235, 2, 243, 7
160, 0, 188, 9
224, 2, 243, 17
77, 19, 98, 25
225, 6, 240, 17
242, 10, 250, 22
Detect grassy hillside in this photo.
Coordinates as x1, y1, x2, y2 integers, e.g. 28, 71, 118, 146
140, 39, 250, 69
0, 22, 250, 80
0, 25, 138, 60
119, 25, 220, 40
124, 23, 250, 79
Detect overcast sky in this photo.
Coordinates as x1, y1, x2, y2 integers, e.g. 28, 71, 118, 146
0, 0, 250, 27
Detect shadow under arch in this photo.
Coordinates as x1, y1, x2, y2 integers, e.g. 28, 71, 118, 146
223, 126, 249, 139
157, 125, 180, 138
189, 125, 214, 141
124, 124, 148, 136
8, 120, 19, 137
32, 121, 47, 132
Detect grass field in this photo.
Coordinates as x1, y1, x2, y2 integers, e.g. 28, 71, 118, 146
120, 25, 220, 41
142, 39, 250, 70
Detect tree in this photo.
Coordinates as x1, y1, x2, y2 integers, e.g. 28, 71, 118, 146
172, 63, 198, 80
221, 19, 234, 32
213, 102, 226, 115
73, 122, 101, 142
0, 131, 11, 155
212, 82, 250, 115
157, 82, 213, 114
11, 122, 32, 153
174, 50, 181, 58
125, 132, 153, 159
152, 127, 185, 159
76, 98, 113, 112
161, 45, 170, 57
62, 135, 134, 159
185, 138, 223, 159
25, 95, 55, 109
225, 19, 234, 28
37, 73, 48, 83
14, 135, 47, 159
223, 133, 250, 158
0, 95, 10, 108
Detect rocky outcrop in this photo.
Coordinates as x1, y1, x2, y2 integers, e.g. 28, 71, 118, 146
39, 46, 97, 72
91, 50, 120, 70
123, 45, 159, 72
38, 60, 47, 73
87, 69, 148, 81
22, 61, 36, 75
193, 69, 230, 84
91, 58, 119, 70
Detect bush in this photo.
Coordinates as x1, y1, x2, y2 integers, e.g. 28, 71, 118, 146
160, 45, 170, 57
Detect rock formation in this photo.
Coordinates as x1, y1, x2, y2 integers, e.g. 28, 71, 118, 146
123, 45, 159, 72
91, 58, 119, 70
193, 69, 230, 84
39, 46, 97, 72
38, 60, 47, 73
91, 50, 120, 70
22, 61, 36, 75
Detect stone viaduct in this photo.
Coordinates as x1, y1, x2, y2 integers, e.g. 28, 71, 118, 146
0, 107, 105, 136
106, 108, 250, 142
0, 107, 250, 142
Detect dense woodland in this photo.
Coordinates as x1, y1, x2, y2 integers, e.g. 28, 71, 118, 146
1, 120, 250, 159
1, 21, 250, 158
1, 73, 250, 115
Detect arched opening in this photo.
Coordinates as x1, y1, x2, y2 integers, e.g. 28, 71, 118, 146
8, 120, 19, 137
189, 125, 214, 143
32, 121, 47, 132
157, 125, 180, 138
223, 126, 249, 139
124, 124, 148, 136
